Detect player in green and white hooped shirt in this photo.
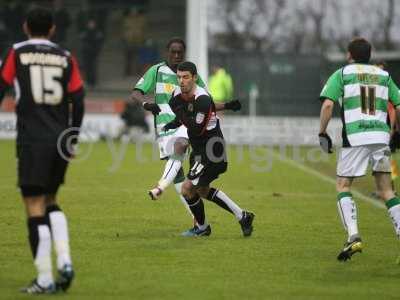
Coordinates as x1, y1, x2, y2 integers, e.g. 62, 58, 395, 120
130, 38, 240, 234
319, 38, 400, 263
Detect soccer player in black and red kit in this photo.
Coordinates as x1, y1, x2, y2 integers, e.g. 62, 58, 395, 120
0, 8, 84, 294
164, 61, 255, 237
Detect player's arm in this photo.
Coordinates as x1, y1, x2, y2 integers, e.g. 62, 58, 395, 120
319, 69, 342, 133
387, 77, 400, 150
67, 55, 85, 143
196, 75, 240, 112
163, 96, 182, 130
388, 77, 400, 132
163, 118, 182, 131
319, 99, 334, 134
215, 99, 241, 112
129, 65, 160, 114
187, 95, 214, 136
0, 48, 16, 104
318, 69, 342, 152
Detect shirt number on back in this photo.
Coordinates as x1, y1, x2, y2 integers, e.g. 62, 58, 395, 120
30, 65, 63, 105
360, 85, 376, 115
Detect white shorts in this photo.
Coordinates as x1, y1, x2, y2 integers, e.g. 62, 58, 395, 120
337, 144, 391, 177
158, 125, 188, 159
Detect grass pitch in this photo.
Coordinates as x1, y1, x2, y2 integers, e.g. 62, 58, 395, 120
0, 140, 399, 299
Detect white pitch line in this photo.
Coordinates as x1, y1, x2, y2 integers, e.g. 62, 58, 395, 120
269, 150, 385, 209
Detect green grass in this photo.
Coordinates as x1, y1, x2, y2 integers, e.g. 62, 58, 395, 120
1, 140, 400, 299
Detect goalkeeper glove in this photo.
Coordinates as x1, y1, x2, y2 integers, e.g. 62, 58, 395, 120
143, 102, 161, 115
319, 132, 333, 153
224, 99, 242, 111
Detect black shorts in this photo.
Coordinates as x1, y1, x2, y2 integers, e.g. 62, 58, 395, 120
188, 151, 227, 187
17, 144, 69, 194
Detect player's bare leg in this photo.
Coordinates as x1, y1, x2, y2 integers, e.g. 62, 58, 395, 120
20, 193, 55, 294
180, 180, 210, 236
336, 177, 362, 261
148, 138, 198, 231
149, 137, 189, 200
45, 194, 74, 291
375, 172, 400, 263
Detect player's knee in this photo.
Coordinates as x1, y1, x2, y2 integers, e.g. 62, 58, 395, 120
196, 186, 210, 198
22, 194, 46, 217
45, 194, 57, 205
181, 180, 195, 198
174, 138, 189, 156
380, 190, 395, 201
336, 179, 351, 192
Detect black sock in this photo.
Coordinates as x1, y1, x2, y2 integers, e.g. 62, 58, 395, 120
27, 216, 47, 258
206, 188, 234, 214
185, 195, 206, 226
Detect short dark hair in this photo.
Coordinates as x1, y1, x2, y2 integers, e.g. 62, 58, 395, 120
26, 7, 54, 36
347, 38, 371, 63
177, 61, 197, 76
166, 37, 186, 51
375, 60, 387, 70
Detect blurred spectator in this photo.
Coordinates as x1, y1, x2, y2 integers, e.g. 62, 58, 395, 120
138, 39, 159, 73
79, 19, 104, 87
118, 102, 149, 142
2, 0, 25, 43
53, 0, 71, 46
209, 64, 234, 104
0, 20, 10, 56
76, 0, 93, 33
122, 7, 146, 77
89, 0, 109, 35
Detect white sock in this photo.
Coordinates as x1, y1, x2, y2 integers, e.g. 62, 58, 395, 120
35, 225, 53, 287
197, 222, 209, 231
386, 198, 400, 238
175, 182, 196, 222
49, 211, 72, 270
216, 190, 243, 220
337, 194, 359, 241
158, 159, 182, 190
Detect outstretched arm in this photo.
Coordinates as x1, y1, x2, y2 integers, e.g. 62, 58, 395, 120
215, 99, 241, 112
129, 89, 146, 104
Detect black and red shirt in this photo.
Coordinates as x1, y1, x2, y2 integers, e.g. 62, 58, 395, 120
169, 85, 224, 153
0, 39, 83, 144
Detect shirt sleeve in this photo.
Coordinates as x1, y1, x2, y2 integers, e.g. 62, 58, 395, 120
320, 69, 343, 102
0, 47, 16, 86
186, 95, 213, 136
0, 47, 16, 103
67, 55, 84, 93
388, 76, 400, 107
134, 64, 158, 94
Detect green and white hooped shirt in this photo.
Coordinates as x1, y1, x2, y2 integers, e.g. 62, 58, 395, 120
134, 62, 206, 138
320, 63, 400, 147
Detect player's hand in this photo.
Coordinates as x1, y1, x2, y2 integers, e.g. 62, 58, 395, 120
318, 132, 333, 153
390, 131, 400, 152
163, 122, 176, 132
225, 99, 242, 111
143, 102, 161, 115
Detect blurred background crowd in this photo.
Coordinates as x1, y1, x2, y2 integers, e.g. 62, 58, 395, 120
1, 0, 400, 117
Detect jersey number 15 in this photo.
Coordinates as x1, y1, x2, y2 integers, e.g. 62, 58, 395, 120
30, 65, 63, 105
